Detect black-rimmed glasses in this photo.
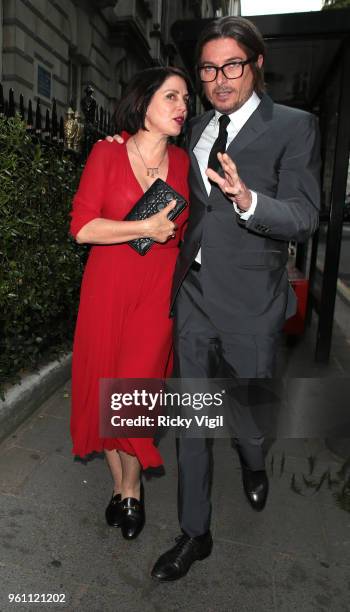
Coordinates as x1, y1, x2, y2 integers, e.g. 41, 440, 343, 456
198, 58, 256, 82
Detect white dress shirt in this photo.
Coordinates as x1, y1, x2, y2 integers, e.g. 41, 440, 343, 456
193, 92, 260, 264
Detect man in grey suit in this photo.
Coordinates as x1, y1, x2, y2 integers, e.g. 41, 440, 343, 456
151, 16, 321, 581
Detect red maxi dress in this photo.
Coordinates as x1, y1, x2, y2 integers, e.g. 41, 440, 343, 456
70, 139, 189, 468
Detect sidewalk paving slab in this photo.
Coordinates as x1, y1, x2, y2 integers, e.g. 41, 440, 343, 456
1, 319, 350, 612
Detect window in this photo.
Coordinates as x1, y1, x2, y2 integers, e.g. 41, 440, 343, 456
34, 60, 52, 102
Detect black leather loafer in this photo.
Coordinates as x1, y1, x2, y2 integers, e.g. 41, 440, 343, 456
105, 492, 123, 527
242, 466, 269, 511
121, 484, 145, 540
151, 532, 213, 581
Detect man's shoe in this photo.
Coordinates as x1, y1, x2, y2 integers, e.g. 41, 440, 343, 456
242, 466, 269, 511
151, 532, 213, 581
121, 484, 145, 540
105, 492, 123, 527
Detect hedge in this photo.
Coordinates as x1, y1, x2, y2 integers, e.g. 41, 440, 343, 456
0, 115, 87, 394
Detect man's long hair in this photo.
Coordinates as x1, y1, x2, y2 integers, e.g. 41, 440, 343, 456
195, 16, 266, 96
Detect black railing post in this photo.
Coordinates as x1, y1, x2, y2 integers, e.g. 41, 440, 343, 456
8, 88, 16, 117
51, 99, 58, 143
315, 38, 350, 363
19, 94, 25, 121
43, 109, 50, 141
81, 84, 97, 159
27, 99, 33, 133
59, 116, 65, 145
0, 83, 4, 116
35, 98, 42, 137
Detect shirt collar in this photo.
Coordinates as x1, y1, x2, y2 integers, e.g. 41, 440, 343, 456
213, 91, 261, 131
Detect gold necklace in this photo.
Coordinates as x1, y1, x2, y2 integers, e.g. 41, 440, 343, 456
133, 137, 167, 178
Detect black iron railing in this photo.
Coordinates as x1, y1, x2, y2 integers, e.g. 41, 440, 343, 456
0, 83, 115, 160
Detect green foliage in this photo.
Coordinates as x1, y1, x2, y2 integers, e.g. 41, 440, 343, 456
323, 0, 350, 9
0, 114, 86, 393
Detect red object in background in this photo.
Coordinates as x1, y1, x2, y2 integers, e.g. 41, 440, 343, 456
284, 267, 309, 335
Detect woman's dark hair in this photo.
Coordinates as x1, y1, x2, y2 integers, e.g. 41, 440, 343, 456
195, 16, 266, 95
114, 66, 192, 134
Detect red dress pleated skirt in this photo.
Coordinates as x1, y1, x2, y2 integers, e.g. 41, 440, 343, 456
69, 140, 189, 468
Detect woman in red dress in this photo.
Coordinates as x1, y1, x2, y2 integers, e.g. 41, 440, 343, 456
70, 67, 190, 539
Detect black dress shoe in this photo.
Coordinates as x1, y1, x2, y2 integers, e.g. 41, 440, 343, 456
105, 492, 123, 527
121, 484, 145, 540
151, 532, 213, 581
241, 466, 269, 511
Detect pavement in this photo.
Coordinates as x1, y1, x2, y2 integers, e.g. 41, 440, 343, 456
0, 314, 350, 612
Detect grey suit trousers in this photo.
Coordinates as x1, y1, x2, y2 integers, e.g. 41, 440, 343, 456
174, 267, 280, 537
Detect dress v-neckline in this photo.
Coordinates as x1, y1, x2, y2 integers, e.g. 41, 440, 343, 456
124, 141, 171, 195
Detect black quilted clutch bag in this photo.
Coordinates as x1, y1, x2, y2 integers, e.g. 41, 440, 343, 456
124, 178, 187, 256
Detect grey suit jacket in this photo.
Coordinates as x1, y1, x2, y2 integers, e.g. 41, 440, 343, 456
171, 94, 321, 334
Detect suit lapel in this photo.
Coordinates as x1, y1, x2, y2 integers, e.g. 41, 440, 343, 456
188, 110, 215, 199
187, 95, 274, 197
226, 94, 273, 159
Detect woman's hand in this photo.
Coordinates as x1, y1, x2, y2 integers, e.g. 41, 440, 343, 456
144, 200, 178, 243
206, 152, 252, 212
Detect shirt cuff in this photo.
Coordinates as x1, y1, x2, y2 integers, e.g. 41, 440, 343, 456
233, 190, 257, 220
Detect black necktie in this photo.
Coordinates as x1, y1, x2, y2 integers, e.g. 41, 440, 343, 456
207, 114, 230, 172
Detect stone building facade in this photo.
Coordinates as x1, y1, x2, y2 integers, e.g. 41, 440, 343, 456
0, 0, 229, 117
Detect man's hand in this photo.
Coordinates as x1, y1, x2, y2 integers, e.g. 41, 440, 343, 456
105, 134, 124, 144
206, 152, 252, 212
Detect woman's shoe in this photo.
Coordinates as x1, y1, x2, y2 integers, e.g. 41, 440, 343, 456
121, 484, 145, 540
105, 492, 124, 527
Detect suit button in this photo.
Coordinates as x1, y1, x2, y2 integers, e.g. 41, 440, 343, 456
207, 205, 213, 212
